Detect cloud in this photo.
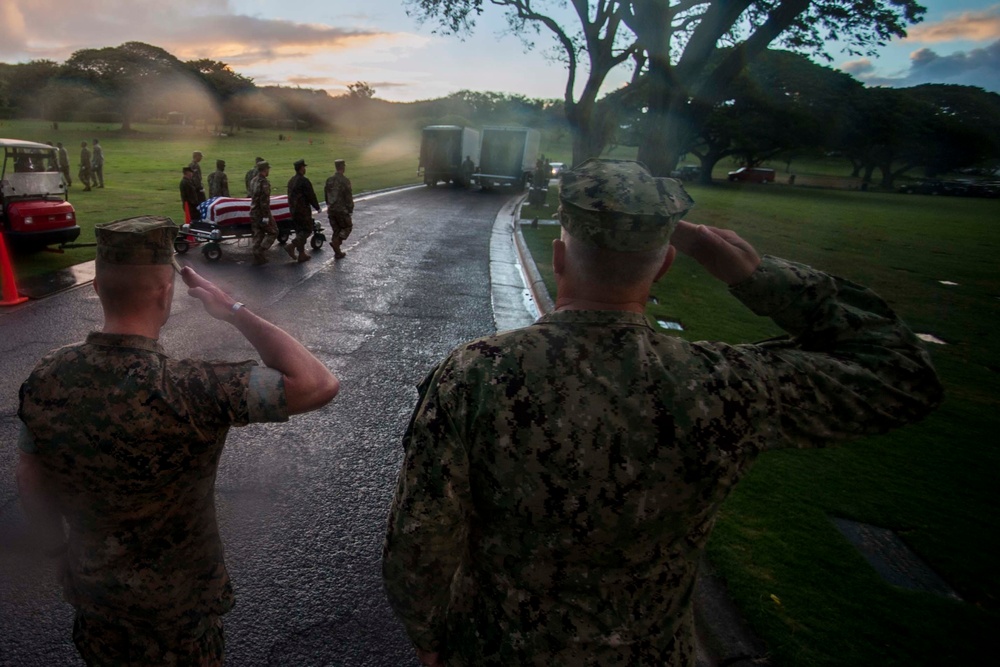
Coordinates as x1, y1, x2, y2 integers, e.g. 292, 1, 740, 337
905, 4, 1000, 43
852, 40, 1000, 92
840, 58, 875, 76
0, 0, 396, 64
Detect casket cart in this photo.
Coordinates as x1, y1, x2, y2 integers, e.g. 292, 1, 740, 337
174, 196, 326, 261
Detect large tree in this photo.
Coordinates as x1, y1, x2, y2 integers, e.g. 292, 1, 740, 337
621, 0, 925, 174
62, 42, 192, 130
408, 1, 925, 173
407, 0, 641, 166
688, 49, 861, 182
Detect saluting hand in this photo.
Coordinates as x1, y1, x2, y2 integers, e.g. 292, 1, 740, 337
180, 266, 240, 321
670, 220, 761, 286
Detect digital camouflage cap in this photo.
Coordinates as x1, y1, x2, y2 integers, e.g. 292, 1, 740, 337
95, 216, 178, 265
558, 159, 694, 252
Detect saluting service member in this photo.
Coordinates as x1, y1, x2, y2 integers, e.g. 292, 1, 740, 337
383, 159, 944, 667
17, 217, 338, 666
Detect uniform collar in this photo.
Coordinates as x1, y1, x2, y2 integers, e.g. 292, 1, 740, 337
86, 332, 166, 355
538, 309, 654, 329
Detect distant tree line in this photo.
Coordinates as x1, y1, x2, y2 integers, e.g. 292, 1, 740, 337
0, 42, 565, 136
609, 50, 1000, 188
2, 38, 998, 188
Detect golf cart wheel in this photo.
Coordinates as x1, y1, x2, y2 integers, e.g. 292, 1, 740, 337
277, 230, 290, 244
173, 240, 190, 254
310, 234, 326, 250
202, 243, 222, 261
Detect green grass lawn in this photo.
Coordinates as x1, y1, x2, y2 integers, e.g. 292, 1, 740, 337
521, 182, 999, 666
3, 119, 422, 279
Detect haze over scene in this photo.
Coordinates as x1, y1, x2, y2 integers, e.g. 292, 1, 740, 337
0, 0, 997, 101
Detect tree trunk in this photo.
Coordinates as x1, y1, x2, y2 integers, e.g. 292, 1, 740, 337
566, 100, 607, 168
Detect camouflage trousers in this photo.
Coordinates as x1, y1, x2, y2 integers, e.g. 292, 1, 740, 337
73, 611, 224, 666
328, 211, 353, 240
250, 214, 278, 259
290, 215, 313, 253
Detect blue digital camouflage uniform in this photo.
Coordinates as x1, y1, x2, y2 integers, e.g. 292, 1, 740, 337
17, 217, 289, 665
382, 159, 944, 666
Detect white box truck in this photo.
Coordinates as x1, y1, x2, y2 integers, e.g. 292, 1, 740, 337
474, 126, 541, 191
418, 125, 480, 187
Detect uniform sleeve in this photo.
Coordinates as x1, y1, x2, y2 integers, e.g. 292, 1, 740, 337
181, 360, 288, 428
724, 255, 944, 449
382, 361, 472, 653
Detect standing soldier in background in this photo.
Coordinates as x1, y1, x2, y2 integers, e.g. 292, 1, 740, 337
189, 151, 206, 203
91, 139, 105, 188
57, 142, 72, 187
324, 159, 353, 259
245, 157, 265, 197
285, 159, 321, 263
208, 159, 230, 199
16, 217, 338, 667
180, 166, 201, 223
461, 155, 475, 188
249, 161, 278, 265
79, 142, 93, 192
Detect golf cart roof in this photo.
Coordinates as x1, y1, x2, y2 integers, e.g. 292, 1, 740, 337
0, 138, 56, 151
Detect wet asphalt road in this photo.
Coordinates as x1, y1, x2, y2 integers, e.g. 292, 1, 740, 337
0, 185, 515, 666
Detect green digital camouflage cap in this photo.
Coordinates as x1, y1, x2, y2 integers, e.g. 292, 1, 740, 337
558, 159, 694, 252
95, 216, 178, 265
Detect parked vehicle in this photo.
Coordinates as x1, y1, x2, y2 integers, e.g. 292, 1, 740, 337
670, 165, 701, 181
897, 179, 947, 195
418, 125, 480, 187
727, 167, 775, 183
549, 162, 565, 178
474, 126, 541, 191
897, 179, 998, 197
0, 139, 80, 252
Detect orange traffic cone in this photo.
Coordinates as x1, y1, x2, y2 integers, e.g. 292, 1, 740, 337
0, 232, 28, 306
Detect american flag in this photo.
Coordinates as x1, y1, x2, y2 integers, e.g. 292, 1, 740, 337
198, 196, 292, 226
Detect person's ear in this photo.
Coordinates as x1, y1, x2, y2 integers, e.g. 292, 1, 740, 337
653, 245, 677, 283
552, 238, 566, 276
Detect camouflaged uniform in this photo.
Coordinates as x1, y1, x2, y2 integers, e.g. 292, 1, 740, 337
208, 165, 229, 198
19, 336, 287, 664
245, 166, 259, 197
79, 144, 93, 191
91, 141, 105, 188
287, 166, 320, 256
188, 155, 206, 203
180, 173, 201, 222
324, 169, 354, 241
382, 159, 944, 666
249, 168, 277, 262
17, 217, 289, 665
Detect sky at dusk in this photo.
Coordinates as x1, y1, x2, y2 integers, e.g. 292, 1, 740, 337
0, 0, 997, 101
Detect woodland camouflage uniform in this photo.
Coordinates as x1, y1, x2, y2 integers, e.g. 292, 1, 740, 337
18, 217, 289, 665
382, 159, 944, 666
285, 159, 320, 261
249, 165, 277, 264
188, 152, 205, 203
324, 160, 353, 257
208, 160, 229, 198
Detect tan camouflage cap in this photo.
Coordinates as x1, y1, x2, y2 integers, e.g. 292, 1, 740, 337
558, 158, 694, 252
95, 216, 178, 265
